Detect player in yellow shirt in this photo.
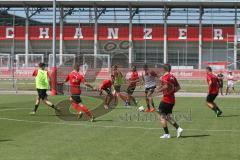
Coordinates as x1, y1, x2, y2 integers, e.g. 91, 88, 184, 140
111, 65, 127, 105
30, 63, 59, 115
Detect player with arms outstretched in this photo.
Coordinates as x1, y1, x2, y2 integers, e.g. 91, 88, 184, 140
142, 64, 157, 112
64, 64, 95, 122
30, 62, 59, 115
206, 66, 222, 117
157, 64, 183, 139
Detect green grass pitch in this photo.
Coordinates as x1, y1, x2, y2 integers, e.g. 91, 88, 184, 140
0, 94, 240, 160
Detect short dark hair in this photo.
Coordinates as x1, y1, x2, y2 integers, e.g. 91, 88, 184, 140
132, 65, 137, 70
206, 66, 212, 72
73, 63, 80, 70
113, 65, 118, 69
39, 62, 45, 68
163, 64, 171, 72
143, 64, 148, 69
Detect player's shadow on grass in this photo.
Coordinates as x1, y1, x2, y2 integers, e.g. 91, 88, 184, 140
111, 107, 132, 110
55, 95, 116, 121
39, 115, 61, 117
180, 134, 210, 138
0, 139, 13, 143
94, 119, 113, 122
220, 115, 240, 118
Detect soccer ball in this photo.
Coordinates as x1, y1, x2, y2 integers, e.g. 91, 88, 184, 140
138, 106, 145, 112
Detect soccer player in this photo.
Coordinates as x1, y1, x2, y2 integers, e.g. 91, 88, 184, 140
226, 71, 235, 95
217, 71, 224, 95
30, 62, 59, 115
142, 64, 157, 112
99, 78, 113, 109
157, 64, 183, 139
126, 65, 140, 106
111, 65, 127, 105
64, 63, 95, 122
206, 66, 222, 117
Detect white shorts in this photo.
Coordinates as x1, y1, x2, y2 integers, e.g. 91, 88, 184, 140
227, 81, 234, 88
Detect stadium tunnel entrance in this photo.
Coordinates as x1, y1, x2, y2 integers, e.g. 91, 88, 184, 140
111, 53, 129, 68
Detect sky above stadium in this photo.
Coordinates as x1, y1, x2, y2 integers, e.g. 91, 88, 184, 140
6, 7, 238, 25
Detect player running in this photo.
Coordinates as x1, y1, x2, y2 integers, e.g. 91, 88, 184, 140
99, 78, 113, 109
30, 62, 59, 115
206, 66, 223, 117
142, 64, 157, 112
217, 71, 224, 96
157, 64, 183, 139
226, 71, 235, 95
111, 65, 127, 105
125, 65, 140, 106
64, 64, 95, 122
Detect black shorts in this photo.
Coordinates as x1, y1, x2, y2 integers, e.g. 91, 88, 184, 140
219, 82, 223, 88
37, 89, 48, 100
145, 86, 156, 94
127, 86, 136, 95
206, 94, 218, 103
114, 85, 121, 93
158, 101, 175, 115
104, 88, 112, 96
71, 95, 82, 104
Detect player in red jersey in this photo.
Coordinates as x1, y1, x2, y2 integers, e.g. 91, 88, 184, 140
157, 64, 183, 139
126, 66, 140, 106
99, 78, 113, 109
206, 66, 222, 117
64, 63, 96, 122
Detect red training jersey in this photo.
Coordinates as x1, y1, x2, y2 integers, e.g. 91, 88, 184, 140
100, 79, 112, 90
65, 71, 85, 95
129, 71, 139, 87
207, 73, 219, 94
160, 73, 180, 104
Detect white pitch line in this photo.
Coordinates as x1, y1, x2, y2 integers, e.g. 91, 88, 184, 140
0, 117, 240, 133
0, 108, 31, 112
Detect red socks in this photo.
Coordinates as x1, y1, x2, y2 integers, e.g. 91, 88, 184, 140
72, 102, 81, 113
71, 100, 92, 117
79, 104, 92, 117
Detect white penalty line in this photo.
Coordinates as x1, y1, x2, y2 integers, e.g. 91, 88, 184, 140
0, 116, 240, 133
0, 108, 31, 112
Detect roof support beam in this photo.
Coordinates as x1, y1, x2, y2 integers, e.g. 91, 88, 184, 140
234, 6, 238, 70
198, 6, 203, 69
163, 6, 170, 64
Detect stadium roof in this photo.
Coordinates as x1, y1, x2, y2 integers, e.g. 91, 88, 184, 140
0, 0, 239, 8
